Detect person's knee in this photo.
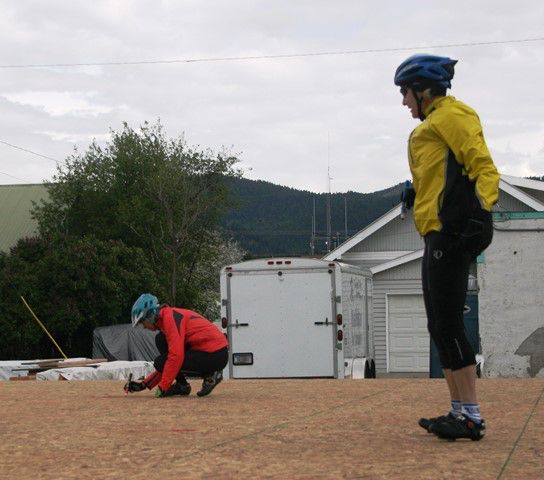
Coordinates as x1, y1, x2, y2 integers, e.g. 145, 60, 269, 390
218, 348, 228, 370
444, 336, 476, 370
449, 351, 476, 370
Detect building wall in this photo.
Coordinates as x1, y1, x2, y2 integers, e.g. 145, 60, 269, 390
0, 184, 49, 252
478, 216, 544, 378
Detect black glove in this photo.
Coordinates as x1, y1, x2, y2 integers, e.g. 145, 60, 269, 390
124, 380, 147, 393
460, 212, 493, 258
401, 184, 416, 210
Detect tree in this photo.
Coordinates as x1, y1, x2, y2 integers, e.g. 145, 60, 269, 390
0, 121, 244, 359
0, 236, 161, 359
189, 233, 245, 321
33, 121, 242, 307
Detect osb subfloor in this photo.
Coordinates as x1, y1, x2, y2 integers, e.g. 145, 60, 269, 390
0, 378, 542, 479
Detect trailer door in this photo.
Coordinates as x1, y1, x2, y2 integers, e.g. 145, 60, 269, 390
228, 269, 335, 378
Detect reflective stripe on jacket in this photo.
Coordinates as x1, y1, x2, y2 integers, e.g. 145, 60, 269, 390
408, 96, 499, 236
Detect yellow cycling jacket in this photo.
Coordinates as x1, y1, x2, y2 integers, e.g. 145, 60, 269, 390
408, 95, 500, 236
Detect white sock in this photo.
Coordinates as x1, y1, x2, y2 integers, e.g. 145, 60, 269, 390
450, 400, 462, 417
462, 403, 482, 424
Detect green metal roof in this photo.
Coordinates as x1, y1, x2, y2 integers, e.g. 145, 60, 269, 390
0, 184, 49, 252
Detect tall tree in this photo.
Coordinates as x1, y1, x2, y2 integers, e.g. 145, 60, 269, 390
33, 121, 242, 307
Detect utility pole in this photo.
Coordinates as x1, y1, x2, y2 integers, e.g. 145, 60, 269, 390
344, 196, 348, 241
326, 134, 332, 252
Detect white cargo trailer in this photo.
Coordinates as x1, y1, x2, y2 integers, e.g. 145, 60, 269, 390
219, 258, 375, 379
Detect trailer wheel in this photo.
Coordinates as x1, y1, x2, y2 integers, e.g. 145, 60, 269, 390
370, 359, 376, 378
364, 360, 372, 379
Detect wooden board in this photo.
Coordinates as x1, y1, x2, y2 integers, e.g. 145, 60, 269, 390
11, 358, 108, 372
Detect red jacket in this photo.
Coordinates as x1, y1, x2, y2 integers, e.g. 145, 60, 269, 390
145, 307, 228, 391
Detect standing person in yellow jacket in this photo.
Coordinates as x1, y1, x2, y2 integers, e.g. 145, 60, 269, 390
394, 54, 500, 441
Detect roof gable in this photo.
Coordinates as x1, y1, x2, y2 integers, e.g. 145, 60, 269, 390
323, 205, 402, 261
370, 249, 423, 274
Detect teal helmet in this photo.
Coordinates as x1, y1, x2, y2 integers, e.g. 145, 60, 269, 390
131, 293, 159, 327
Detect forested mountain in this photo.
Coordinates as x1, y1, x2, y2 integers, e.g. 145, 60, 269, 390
221, 177, 404, 257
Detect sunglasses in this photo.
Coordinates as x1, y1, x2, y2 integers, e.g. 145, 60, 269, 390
400, 87, 409, 97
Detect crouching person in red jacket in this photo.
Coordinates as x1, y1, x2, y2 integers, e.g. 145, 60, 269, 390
124, 293, 228, 397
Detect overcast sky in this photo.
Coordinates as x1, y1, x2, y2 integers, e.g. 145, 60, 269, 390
0, 1, 543, 193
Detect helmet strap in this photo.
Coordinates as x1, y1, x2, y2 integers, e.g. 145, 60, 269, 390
414, 88, 432, 121
411, 89, 424, 121
146, 310, 159, 324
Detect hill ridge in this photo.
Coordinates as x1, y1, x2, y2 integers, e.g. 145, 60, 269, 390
222, 177, 403, 257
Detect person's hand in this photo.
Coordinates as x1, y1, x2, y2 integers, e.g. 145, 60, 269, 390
401, 181, 416, 209
124, 380, 146, 393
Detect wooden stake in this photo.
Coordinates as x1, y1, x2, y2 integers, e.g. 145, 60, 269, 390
20, 296, 68, 360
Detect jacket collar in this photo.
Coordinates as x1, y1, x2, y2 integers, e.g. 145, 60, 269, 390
424, 95, 454, 117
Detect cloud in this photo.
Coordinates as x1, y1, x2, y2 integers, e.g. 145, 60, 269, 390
3, 91, 116, 117
37, 130, 110, 143
493, 143, 544, 178
0, 1, 543, 190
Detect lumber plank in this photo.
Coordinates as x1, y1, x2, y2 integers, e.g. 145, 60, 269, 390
11, 359, 108, 372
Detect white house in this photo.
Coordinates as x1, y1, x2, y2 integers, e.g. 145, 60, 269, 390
323, 175, 544, 377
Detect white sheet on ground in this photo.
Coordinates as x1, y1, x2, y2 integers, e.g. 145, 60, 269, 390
0, 361, 34, 380
36, 360, 154, 381
0, 358, 86, 380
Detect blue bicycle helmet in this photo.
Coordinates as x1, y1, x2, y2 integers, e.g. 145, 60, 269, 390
131, 293, 159, 327
394, 54, 457, 91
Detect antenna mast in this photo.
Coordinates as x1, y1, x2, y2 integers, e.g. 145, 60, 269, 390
326, 134, 332, 252
311, 196, 316, 255
344, 196, 348, 240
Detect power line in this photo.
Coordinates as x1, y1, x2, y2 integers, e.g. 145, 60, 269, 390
0, 139, 60, 164
0, 171, 29, 182
0, 37, 543, 69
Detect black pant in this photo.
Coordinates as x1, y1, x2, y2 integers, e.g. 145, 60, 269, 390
422, 232, 476, 371
153, 332, 228, 382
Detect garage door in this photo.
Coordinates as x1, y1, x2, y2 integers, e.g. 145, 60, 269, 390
388, 294, 429, 372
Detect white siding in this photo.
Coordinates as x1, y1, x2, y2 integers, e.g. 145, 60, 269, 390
519, 187, 544, 204
350, 215, 423, 253
378, 258, 422, 281
496, 191, 533, 212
